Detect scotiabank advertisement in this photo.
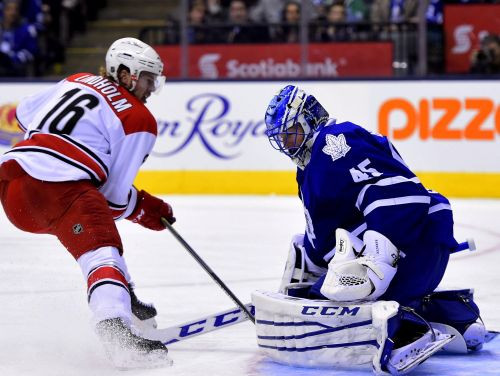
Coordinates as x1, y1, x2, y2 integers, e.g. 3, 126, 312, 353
0, 80, 499, 173
444, 4, 500, 73
155, 42, 393, 78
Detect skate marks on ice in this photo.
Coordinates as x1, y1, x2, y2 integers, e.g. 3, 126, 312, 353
451, 199, 500, 258
454, 222, 500, 256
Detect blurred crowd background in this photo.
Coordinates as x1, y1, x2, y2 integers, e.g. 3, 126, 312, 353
0, 0, 499, 79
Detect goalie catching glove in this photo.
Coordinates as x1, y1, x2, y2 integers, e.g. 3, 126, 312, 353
320, 229, 399, 301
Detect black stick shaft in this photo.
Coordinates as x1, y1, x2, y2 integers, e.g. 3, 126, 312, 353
161, 218, 255, 324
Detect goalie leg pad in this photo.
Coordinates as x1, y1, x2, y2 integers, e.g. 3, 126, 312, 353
252, 290, 453, 375
252, 290, 378, 368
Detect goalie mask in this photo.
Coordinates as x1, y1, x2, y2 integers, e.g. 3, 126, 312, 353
264, 85, 329, 167
105, 37, 165, 94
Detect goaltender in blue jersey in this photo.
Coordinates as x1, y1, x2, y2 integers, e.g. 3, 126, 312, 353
265, 84, 457, 305
296, 113, 457, 305
261, 85, 490, 363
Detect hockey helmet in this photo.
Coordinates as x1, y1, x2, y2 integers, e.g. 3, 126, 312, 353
105, 37, 165, 93
264, 85, 329, 166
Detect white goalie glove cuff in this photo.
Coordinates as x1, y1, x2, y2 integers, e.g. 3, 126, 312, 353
320, 229, 399, 302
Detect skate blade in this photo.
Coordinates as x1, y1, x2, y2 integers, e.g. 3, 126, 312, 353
386, 332, 454, 375
132, 315, 158, 331
485, 331, 499, 343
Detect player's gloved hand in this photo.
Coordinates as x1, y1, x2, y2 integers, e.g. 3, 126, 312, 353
127, 190, 176, 231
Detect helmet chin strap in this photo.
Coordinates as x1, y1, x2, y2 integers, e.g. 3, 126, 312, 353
128, 77, 137, 92
117, 70, 138, 92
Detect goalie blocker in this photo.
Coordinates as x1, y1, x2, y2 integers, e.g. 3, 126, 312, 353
252, 290, 453, 375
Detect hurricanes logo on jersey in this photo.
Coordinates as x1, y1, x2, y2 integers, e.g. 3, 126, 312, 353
322, 134, 350, 162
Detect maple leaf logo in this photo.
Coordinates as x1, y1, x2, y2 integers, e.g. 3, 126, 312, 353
322, 134, 351, 162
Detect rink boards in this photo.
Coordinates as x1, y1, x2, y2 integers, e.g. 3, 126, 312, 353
0, 79, 499, 197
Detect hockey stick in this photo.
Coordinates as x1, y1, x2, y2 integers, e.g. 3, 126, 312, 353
451, 239, 476, 254
161, 218, 256, 324
142, 303, 254, 345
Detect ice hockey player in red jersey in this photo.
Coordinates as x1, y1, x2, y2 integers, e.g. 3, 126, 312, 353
0, 37, 174, 368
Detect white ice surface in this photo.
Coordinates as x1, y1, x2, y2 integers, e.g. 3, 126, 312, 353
0, 196, 499, 375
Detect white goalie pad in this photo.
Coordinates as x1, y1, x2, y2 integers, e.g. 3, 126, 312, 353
252, 290, 453, 375
252, 290, 378, 368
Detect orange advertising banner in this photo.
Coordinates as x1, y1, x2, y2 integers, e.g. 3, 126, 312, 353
378, 97, 500, 141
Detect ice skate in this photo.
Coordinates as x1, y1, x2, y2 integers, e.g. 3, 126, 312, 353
96, 317, 172, 369
463, 321, 487, 351
129, 284, 158, 329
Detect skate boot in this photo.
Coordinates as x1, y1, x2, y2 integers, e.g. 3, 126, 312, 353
463, 321, 487, 351
96, 317, 172, 369
129, 283, 157, 328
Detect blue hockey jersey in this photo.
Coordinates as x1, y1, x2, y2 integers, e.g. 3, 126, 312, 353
297, 121, 458, 302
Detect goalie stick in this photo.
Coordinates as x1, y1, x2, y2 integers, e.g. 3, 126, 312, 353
451, 239, 476, 254
141, 303, 254, 345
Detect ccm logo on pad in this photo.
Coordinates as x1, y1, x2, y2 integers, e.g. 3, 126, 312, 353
301, 305, 360, 316
378, 98, 500, 140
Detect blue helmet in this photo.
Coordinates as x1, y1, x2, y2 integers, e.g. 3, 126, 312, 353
264, 85, 329, 166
